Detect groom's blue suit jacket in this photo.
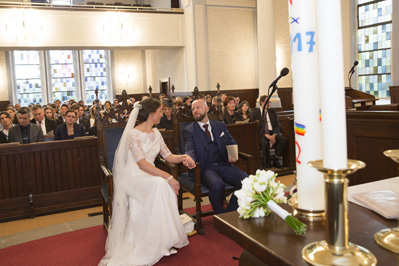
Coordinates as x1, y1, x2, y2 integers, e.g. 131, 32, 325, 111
183, 120, 237, 176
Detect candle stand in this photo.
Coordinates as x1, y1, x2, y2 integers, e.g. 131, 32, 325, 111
373, 150, 399, 254
302, 160, 377, 265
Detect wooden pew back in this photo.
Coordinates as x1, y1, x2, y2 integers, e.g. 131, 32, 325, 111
0, 137, 101, 222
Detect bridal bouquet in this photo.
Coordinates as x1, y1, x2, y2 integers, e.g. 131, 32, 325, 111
234, 170, 307, 235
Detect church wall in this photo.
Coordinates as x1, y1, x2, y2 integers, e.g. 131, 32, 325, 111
207, 6, 257, 91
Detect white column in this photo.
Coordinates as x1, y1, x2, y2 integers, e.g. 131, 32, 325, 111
257, 0, 280, 107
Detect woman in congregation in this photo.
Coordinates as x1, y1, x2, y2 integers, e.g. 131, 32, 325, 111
237, 100, 252, 120
99, 98, 195, 266
44, 106, 57, 121
156, 100, 173, 130
0, 111, 15, 142
223, 96, 243, 124
54, 110, 85, 140
6, 107, 19, 125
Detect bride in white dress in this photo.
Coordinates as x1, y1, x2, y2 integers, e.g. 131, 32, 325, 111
99, 98, 195, 266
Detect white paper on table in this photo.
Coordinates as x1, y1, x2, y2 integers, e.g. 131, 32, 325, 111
352, 190, 399, 219
227, 144, 238, 161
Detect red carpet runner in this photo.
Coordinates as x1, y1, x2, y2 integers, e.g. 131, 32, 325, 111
1, 214, 243, 266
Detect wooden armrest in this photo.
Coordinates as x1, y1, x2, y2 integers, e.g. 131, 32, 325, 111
238, 152, 254, 175
155, 156, 177, 171
155, 156, 179, 178
100, 164, 112, 180
238, 152, 253, 160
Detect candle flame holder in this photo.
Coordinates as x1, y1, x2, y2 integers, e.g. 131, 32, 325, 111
373, 150, 399, 254
302, 160, 377, 265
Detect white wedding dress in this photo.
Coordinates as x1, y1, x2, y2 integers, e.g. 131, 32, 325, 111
99, 128, 189, 266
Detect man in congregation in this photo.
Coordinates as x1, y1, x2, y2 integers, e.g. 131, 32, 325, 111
9, 107, 44, 144
251, 95, 287, 169
31, 105, 57, 137
183, 99, 248, 214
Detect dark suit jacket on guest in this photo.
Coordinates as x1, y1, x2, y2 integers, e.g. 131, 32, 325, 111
250, 108, 282, 135
223, 110, 243, 125
54, 123, 86, 140
183, 120, 236, 175
0, 131, 7, 143
30, 117, 57, 135
156, 115, 173, 130
8, 123, 44, 144
56, 115, 65, 126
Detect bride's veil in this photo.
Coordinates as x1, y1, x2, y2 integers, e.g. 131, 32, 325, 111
103, 101, 142, 257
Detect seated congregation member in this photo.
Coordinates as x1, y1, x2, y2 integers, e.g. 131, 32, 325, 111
87, 106, 97, 136
8, 107, 44, 144
71, 104, 89, 132
1, 111, 15, 142
101, 100, 113, 118
99, 98, 195, 266
183, 99, 248, 214
6, 107, 19, 125
54, 110, 85, 140
44, 106, 57, 121
57, 104, 68, 125
31, 105, 57, 136
237, 100, 252, 120
250, 95, 287, 169
223, 96, 243, 124
156, 99, 173, 130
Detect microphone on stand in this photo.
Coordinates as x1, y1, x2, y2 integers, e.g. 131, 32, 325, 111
268, 68, 290, 88
349, 61, 358, 74
348, 61, 358, 89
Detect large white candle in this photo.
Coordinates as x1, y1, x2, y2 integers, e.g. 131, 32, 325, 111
289, 0, 324, 211
317, 0, 348, 169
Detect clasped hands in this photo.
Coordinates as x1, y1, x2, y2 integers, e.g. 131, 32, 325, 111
182, 155, 196, 169
265, 133, 277, 147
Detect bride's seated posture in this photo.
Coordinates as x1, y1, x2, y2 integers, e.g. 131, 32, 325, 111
99, 98, 195, 266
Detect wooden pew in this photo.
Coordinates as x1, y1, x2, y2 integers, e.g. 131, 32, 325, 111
0, 137, 101, 222
346, 110, 399, 185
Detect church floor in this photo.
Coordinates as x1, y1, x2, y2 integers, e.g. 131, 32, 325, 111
0, 174, 295, 249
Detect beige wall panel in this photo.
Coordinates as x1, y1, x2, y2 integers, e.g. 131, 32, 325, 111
150, 48, 186, 93
274, 0, 292, 88
0, 51, 8, 101
207, 6, 256, 90
113, 49, 144, 95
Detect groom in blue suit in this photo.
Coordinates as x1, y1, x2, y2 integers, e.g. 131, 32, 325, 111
183, 99, 248, 214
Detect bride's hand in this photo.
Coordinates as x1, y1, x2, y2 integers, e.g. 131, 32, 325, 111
168, 177, 180, 195
182, 155, 196, 169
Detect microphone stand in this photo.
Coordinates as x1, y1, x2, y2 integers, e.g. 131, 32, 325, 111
260, 84, 278, 169
348, 69, 355, 89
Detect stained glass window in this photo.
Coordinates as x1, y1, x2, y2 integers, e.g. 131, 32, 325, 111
49, 50, 77, 103
357, 0, 392, 97
82, 50, 109, 103
13, 51, 44, 106
11, 50, 112, 107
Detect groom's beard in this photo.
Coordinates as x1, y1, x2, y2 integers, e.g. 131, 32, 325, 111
193, 113, 206, 122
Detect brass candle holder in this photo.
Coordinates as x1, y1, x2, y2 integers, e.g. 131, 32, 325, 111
373, 150, 399, 254
302, 160, 377, 266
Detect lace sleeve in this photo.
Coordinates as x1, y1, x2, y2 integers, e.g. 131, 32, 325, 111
156, 129, 171, 159
128, 129, 145, 163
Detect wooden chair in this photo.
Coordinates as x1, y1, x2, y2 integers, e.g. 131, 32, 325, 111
172, 117, 253, 235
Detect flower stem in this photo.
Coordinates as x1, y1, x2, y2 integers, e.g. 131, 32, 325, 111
285, 215, 307, 235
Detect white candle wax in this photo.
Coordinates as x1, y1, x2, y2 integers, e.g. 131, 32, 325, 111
289, 0, 324, 211
317, 0, 348, 169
